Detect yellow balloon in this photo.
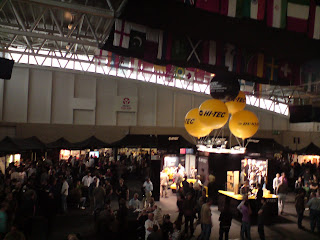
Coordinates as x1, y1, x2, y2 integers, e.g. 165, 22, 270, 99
225, 91, 246, 114
198, 99, 229, 129
229, 110, 259, 139
185, 108, 212, 138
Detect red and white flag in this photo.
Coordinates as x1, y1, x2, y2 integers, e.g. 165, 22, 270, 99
266, 0, 287, 28
196, 0, 220, 13
308, 0, 320, 39
185, 68, 195, 81
201, 40, 217, 66
287, 0, 310, 33
113, 19, 130, 48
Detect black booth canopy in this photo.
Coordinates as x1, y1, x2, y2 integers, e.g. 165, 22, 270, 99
0, 136, 45, 153
110, 134, 194, 149
297, 143, 320, 156
71, 136, 110, 150
46, 137, 73, 150
245, 138, 289, 157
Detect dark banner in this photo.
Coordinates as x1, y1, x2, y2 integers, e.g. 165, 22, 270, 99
289, 105, 320, 123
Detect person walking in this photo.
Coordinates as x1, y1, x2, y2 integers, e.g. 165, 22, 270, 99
237, 197, 252, 240
61, 176, 69, 214
257, 198, 267, 240
307, 190, 320, 233
277, 178, 288, 215
295, 188, 306, 229
273, 173, 281, 194
218, 200, 232, 240
198, 197, 213, 240
143, 178, 153, 207
183, 192, 195, 238
160, 170, 169, 198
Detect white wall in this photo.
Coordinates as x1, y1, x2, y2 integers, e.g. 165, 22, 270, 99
0, 65, 290, 132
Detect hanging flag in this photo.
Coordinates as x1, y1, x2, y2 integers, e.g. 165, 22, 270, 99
242, 0, 266, 20
113, 19, 131, 48
196, 0, 220, 13
201, 40, 217, 66
157, 31, 173, 61
287, 0, 310, 33
165, 65, 175, 82
194, 68, 206, 83
171, 35, 189, 62
144, 30, 161, 62
174, 67, 185, 79
154, 65, 166, 73
220, 0, 243, 18
265, 57, 279, 82
185, 68, 195, 81
247, 53, 265, 78
128, 30, 146, 58
130, 58, 142, 73
279, 62, 301, 85
308, 0, 320, 39
266, 0, 287, 28
254, 82, 262, 98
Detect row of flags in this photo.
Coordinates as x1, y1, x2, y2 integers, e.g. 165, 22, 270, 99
103, 19, 301, 86
94, 49, 212, 83
180, 0, 320, 40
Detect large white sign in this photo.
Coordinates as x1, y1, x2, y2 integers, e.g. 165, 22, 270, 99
114, 96, 138, 112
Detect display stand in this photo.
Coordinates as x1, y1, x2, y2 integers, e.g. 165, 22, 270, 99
227, 171, 239, 194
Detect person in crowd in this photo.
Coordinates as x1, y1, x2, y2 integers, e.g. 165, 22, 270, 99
256, 184, 263, 210
295, 188, 306, 230
104, 180, 113, 204
295, 176, 303, 194
240, 180, 251, 196
160, 170, 169, 198
207, 175, 218, 205
218, 199, 232, 240
93, 182, 106, 211
182, 176, 190, 196
310, 175, 319, 193
116, 178, 129, 207
307, 190, 320, 233
117, 198, 128, 239
193, 175, 202, 200
3, 225, 26, 240
183, 192, 195, 237
129, 193, 141, 210
198, 197, 213, 240
190, 166, 197, 179
197, 189, 207, 223
237, 196, 252, 240
273, 173, 281, 194
82, 172, 93, 188
0, 202, 8, 239
147, 224, 162, 240
143, 178, 153, 207
61, 176, 69, 214
170, 221, 181, 240
176, 194, 184, 224
145, 213, 160, 240
161, 214, 173, 240
174, 170, 182, 192
257, 198, 267, 240
277, 177, 288, 215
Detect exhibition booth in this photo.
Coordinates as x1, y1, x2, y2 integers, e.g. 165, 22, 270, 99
295, 143, 320, 166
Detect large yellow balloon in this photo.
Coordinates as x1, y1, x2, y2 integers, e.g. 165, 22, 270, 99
225, 91, 246, 114
198, 99, 229, 129
229, 110, 259, 139
185, 108, 212, 138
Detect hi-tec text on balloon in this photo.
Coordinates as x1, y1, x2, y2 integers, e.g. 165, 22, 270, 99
199, 110, 226, 118
185, 119, 195, 124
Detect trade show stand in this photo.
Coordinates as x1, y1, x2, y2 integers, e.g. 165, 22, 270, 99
218, 190, 278, 225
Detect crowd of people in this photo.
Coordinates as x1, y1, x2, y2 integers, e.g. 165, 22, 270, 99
0, 151, 320, 240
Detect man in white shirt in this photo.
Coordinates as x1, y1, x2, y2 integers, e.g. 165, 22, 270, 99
143, 178, 153, 207
129, 193, 141, 210
145, 213, 159, 240
273, 173, 281, 194
61, 177, 69, 213
160, 170, 169, 198
82, 172, 93, 187
10, 168, 21, 182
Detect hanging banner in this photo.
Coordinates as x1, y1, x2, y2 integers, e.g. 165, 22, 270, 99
114, 96, 138, 112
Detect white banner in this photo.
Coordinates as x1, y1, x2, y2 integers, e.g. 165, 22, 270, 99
114, 96, 138, 112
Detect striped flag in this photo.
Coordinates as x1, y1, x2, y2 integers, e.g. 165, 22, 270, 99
201, 40, 217, 66
266, 0, 287, 28
287, 0, 310, 33
308, 0, 320, 39
221, 0, 243, 17
242, 0, 266, 20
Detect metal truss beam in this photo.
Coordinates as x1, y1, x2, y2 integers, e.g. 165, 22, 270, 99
0, 27, 98, 47
19, 0, 114, 19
